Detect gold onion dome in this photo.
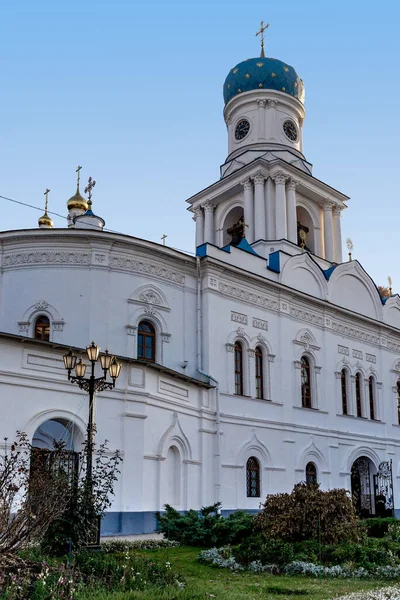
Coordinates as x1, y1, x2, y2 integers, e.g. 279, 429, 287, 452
38, 210, 53, 228
67, 186, 88, 211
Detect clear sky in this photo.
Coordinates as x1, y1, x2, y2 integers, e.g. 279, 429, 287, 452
1, 0, 399, 288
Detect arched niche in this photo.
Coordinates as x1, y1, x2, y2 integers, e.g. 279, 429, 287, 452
165, 445, 181, 508
222, 205, 244, 247
296, 205, 316, 254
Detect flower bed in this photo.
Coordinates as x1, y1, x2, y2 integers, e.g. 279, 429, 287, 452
198, 547, 400, 579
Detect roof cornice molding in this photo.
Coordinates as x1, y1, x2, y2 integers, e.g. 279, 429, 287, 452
0, 332, 212, 389
187, 156, 349, 210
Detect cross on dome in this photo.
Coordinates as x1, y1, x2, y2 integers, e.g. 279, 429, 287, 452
255, 20, 270, 58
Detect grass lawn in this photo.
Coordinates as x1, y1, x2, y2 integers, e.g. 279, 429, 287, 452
80, 546, 394, 600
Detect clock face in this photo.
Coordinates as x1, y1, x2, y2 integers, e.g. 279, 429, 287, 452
283, 120, 298, 141
235, 119, 250, 141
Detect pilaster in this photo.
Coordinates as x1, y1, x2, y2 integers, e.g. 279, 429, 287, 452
257, 99, 267, 139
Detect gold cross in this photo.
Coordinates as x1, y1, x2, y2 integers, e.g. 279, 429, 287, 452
84, 176, 96, 203
76, 165, 82, 189
256, 20, 269, 58
161, 234, 167, 245
44, 188, 50, 212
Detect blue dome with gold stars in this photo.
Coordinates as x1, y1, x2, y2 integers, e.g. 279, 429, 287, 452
223, 57, 305, 106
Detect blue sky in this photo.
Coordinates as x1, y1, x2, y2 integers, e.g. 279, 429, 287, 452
1, 0, 399, 288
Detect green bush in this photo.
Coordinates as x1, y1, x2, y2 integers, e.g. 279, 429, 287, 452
156, 503, 254, 547
363, 517, 398, 538
232, 535, 397, 571
101, 538, 180, 552
256, 483, 361, 545
234, 534, 294, 567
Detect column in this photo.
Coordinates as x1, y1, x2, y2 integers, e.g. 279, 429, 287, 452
257, 99, 267, 139
194, 207, 204, 248
265, 177, 275, 240
242, 178, 254, 243
333, 206, 343, 263
203, 201, 215, 245
274, 172, 287, 240
286, 178, 298, 244
253, 171, 266, 241
323, 200, 334, 262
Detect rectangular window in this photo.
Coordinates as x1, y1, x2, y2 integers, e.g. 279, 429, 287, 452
255, 348, 264, 399
234, 342, 243, 396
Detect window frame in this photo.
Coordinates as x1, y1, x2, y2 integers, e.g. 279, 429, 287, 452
34, 315, 50, 342
368, 375, 376, 420
341, 368, 348, 415
234, 341, 244, 396
301, 356, 312, 408
355, 372, 363, 417
246, 456, 261, 498
137, 320, 156, 362
305, 461, 318, 485
255, 346, 264, 400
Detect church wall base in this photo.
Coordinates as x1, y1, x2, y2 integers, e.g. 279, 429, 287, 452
101, 508, 261, 536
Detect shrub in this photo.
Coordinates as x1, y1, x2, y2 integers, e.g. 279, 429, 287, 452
234, 535, 294, 568
156, 503, 254, 547
101, 538, 180, 552
256, 483, 360, 544
363, 518, 398, 538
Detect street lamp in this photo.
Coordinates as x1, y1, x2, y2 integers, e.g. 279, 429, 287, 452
63, 342, 122, 542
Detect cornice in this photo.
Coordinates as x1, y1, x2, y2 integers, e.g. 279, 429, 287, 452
200, 257, 400, 351
187, 155, 349, 211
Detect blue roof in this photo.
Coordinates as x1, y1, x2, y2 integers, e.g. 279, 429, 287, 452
223, 57, 304, 106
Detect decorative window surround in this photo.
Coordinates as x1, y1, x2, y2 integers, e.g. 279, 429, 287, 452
18, 300, 65, 341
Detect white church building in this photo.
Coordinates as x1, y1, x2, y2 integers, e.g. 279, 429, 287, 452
1, 43, 400, 534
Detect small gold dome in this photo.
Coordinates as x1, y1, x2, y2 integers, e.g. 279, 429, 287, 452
38, 211, 54, 228
67, 186, 88, 211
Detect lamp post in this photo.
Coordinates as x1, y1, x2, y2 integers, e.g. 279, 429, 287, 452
63, 342, 122, 542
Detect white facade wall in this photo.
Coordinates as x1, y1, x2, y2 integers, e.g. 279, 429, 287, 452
1, 229, 400, 533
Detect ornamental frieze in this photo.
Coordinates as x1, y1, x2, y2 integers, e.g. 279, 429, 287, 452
3, 251, 91, 267
109, 255, 185, 285
218, 282, 279, 312
289, 307, 324, 327
331, 321, 380, 346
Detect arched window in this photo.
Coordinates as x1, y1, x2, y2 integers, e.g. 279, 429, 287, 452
355, 372, 363, 417
137, 321, 156, 361
34, 315, 50, 341
341, 369, 348, 415
305, 462, 318, 485
369, 376, 376, 420
255, 346, 264, 399
234, 341, 243, 396
246, 457, 260, 497
301, 356, 312, 408
397, 381, 400, 425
